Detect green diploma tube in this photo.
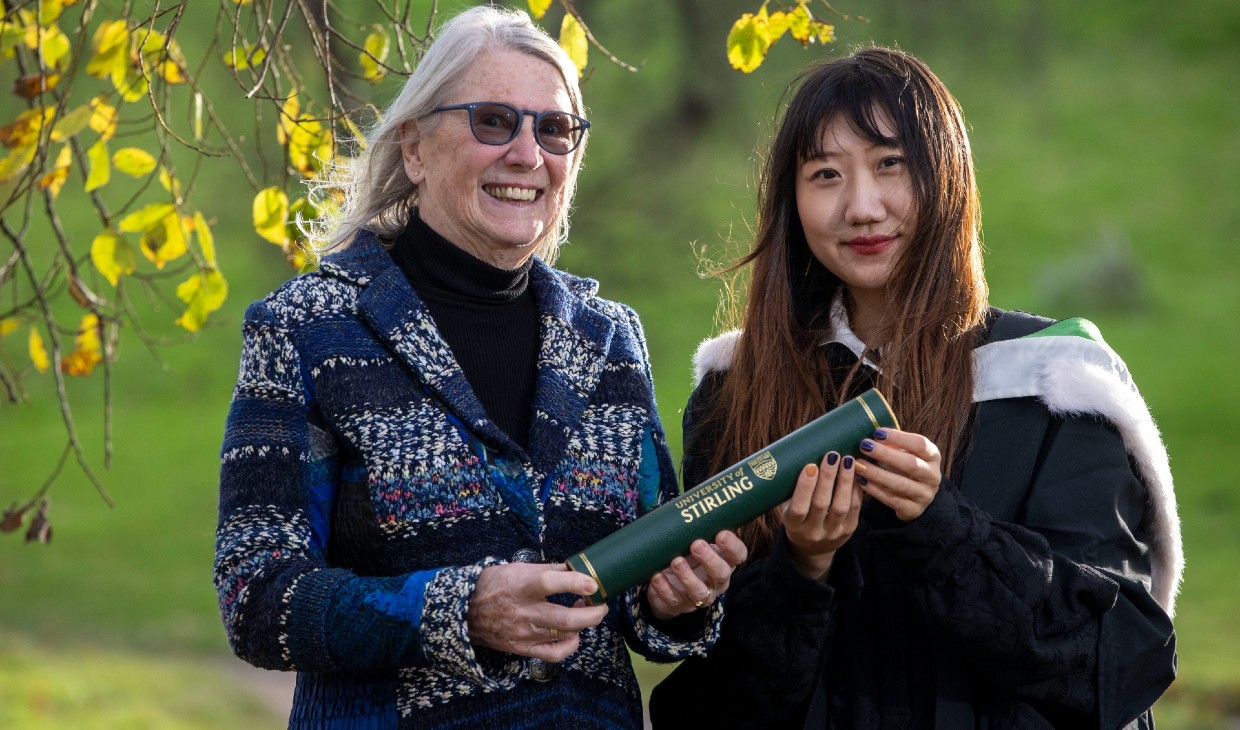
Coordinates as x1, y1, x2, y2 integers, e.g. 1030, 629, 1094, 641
566, 388, 899, 605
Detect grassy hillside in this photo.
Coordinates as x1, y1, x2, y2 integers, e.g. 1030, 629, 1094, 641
2, 0, 1237, 725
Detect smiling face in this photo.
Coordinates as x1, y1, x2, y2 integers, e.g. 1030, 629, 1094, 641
795, 109, 917, 318
400, 49, 574, 269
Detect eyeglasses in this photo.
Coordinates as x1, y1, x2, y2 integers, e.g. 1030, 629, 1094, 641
431, 101, 590, 155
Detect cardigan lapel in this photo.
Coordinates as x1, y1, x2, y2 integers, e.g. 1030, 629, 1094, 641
325, 232, 514, 450
525, 260, 615, 483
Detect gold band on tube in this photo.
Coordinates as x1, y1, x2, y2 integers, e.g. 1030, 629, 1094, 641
573, 552, 607, 602
854, 395, 879, 430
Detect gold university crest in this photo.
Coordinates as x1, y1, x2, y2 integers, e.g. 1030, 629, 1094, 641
747, 451, 778, 480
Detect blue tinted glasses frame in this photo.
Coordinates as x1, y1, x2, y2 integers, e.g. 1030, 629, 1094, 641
431, 101, 590, 155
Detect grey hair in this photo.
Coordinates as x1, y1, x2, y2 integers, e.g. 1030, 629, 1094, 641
307, 5, 587, 263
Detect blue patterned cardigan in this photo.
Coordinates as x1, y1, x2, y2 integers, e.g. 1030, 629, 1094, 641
214, 231, 722, 729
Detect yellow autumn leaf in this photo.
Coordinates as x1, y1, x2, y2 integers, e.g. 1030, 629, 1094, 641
787, 3, 813, 45
86, 20, 129, 80
50, 103, 93, 142
0, 146, 36, 184
0, 318, 17, 337
815, 22, 835, 44
112, 147, 157, 177
61, 313, 103, 377
193, 211, 217, 266
174, 268, 228, 332
1, 27, 24, 64
90, 229, 137, 286
360, 27, 390, 83
224, 44, 266, 70
118, 202, 176, 233
37, 0, 65, 25
89, 96, 118, 140
26, 23, 71, 71
0, 107, 55, 149
767, 11, 791, 44
527, 0, 552, 20
84, 137, 110, 192
559, 14, 587, 78
276, 94, 299, 146
36, 144, 72, 198
29, 327, 50, 373
287, 118, 332, 177
726, 12, 771, 73
111, 54, 148, 102
157, 166, 183, 198
138, 210, 188, 268
252, 187, 290, 245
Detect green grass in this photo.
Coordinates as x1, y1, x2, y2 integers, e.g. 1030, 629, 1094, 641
3, 0, 1239, 726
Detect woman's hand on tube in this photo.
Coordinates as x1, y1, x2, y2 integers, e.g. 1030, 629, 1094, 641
781, 451, 864, 580
467, 563, 609, 662
854, 428, 942, 522
646, 530, 748, 621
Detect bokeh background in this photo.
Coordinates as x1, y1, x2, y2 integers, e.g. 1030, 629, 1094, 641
3, 0, 1238, 726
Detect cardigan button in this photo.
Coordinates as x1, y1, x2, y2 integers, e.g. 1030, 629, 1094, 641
528, 658, 557, 682
511, 548, 541, 563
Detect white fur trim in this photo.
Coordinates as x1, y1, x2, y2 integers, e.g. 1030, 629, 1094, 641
693, 329, 741, 385
1036, 359, 1183, 617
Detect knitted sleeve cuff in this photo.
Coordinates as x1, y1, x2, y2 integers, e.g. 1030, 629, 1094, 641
420, 557, 523, 690
621, 582, 724, 660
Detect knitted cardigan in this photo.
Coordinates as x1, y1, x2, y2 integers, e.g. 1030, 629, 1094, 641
214, 231, 722, 729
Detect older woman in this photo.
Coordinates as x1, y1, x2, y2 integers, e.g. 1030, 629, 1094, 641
213, 7, 744, 728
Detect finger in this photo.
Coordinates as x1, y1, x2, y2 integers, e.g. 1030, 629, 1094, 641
807, 452, 841, 516
668, 555, 711, 604
529, 601, 609, 634
712, 530, 749, 568
784, 462, 822, 524
530, 634, 582, 663
532, 563, 605, 598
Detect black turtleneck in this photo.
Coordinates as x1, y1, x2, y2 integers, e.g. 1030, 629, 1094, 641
388, 214, 539, 449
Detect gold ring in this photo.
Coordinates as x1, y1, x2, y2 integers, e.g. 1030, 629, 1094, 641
549, 627, 559, 643
692, 597, 707, 609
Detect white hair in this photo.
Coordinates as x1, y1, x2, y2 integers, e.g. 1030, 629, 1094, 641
307, 5, 586, 263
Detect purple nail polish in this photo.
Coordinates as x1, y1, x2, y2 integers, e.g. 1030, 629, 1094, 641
872, 429, 888, 440
857, 474, 869, 486
860, 440, 875, 452
842, 455, 854, 470
826, 452, 839, 466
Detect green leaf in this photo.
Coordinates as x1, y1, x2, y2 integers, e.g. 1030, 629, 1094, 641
727, 13, 771, 74
360, 26, 390, 83
559, 14, 587, 78
90, 229, 137, 286
112, 147, 157, 177
50, 104, 93, 142
84, 137, 110, 192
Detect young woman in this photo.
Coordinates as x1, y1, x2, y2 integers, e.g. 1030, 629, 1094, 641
649, 47, 1179, 729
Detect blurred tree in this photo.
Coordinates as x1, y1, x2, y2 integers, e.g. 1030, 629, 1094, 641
0, 0, 843, 541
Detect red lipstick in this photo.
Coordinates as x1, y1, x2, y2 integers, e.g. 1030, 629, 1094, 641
845, 235, 895, 255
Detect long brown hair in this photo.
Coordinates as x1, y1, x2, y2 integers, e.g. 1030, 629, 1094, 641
710, 47, 989, 557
